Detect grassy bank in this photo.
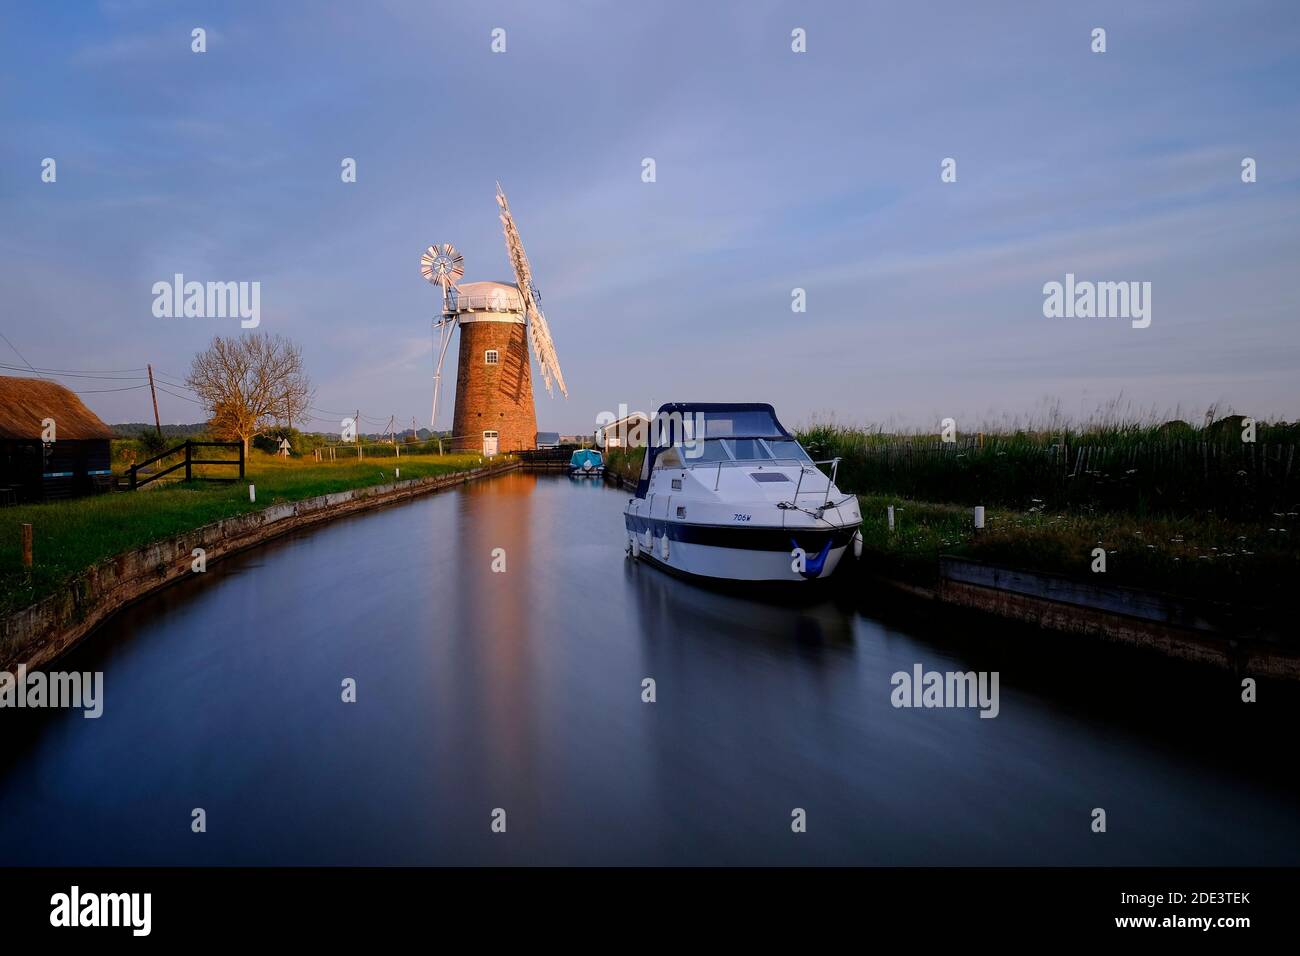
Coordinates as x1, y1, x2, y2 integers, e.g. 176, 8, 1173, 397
605, 446, 645, 485
798, 419, 1298, 613
0, 452, 484, 615
853, 494, 1296, 613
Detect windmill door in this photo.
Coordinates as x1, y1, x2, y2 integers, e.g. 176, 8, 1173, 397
483, 431, 499, 457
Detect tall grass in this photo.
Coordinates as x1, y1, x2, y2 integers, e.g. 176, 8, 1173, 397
604, 446, 645, 484
798, 416, 1300, 519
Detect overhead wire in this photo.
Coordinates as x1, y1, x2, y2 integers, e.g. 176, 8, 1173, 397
74, 383, 151, 394
0, 334, 49, 379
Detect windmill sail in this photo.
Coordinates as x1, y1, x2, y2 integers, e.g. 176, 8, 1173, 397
496, 183, 568, 398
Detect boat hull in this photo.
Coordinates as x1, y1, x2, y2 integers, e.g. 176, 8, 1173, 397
624, 514, 855, 583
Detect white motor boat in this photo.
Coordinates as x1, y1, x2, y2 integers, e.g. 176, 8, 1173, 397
623, 403, 862, 583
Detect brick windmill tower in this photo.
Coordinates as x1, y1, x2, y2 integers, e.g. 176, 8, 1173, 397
421, 185, 567, 456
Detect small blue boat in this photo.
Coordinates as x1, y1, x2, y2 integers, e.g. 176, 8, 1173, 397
569, 448, 604, 476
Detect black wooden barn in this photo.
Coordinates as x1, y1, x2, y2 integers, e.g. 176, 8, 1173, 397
0, 375, 115, 503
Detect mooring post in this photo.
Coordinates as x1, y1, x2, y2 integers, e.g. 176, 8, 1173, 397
21, 523, 32, 568
974, 505, 985, 531
888, 505, 895, 532
249, 484, 256, 503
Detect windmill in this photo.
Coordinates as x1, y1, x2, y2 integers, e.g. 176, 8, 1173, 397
420, 185, 567, 455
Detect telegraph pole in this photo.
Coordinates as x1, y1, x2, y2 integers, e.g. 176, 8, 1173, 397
146, 364, 162, 440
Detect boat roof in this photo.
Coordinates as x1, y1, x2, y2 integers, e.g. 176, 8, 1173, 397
652, 403, 791, 439
655, 402, 780, 416
634, 403, 792, 498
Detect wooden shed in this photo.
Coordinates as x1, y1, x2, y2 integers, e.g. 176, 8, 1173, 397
0, 376, 115, 502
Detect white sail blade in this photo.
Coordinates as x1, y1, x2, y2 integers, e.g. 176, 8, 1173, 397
496, 184, 567, 398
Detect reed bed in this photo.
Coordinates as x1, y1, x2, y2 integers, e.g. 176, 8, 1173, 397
798, 417, 1300, 520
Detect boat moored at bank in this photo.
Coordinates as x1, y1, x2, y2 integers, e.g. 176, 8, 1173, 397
569, 448, 604, 476
623, 403, 862, 583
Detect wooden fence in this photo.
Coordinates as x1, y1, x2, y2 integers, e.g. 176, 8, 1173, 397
128, 441, 244, 490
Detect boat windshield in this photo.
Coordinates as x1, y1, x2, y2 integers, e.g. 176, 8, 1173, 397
673, 437, 814, 466
697, 409, 784, 439
764, 438, 812, 462
689, 439, 731, 463
722, 438, 770, 461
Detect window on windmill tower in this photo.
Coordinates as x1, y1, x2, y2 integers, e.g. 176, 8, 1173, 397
485, 349, 499, 365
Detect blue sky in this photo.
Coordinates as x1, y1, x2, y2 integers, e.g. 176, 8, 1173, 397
1, 0, 1298, 433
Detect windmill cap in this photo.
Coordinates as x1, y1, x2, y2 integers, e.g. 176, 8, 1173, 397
452, 280, 524, 313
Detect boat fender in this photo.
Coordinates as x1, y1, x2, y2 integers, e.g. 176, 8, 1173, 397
630, 533, 640, 558
661, 533, 670, 560
853, 529, 864, 559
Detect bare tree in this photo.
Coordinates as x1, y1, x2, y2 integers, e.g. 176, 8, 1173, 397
187, 334, 313, 455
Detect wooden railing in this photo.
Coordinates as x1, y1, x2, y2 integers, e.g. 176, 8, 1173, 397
518, 446, 576, 463
128, 441, 244, 490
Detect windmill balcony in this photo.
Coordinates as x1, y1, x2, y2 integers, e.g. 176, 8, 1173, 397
444, 281, 525, 315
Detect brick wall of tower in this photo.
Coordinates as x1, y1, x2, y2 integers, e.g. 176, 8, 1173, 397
450, 318, 537, 453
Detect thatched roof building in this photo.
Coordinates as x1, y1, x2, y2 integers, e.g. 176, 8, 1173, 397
0, 375, 114, 501
0, 376, 114, 440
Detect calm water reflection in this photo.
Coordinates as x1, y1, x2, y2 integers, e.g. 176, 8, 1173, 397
0, 472, 1296, 865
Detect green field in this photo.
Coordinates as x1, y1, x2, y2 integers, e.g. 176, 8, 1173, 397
0, 451, 484, 616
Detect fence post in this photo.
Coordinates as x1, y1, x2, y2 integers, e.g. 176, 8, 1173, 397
185, 440, 193, 482
129, 464, 138, 491
21, 523, 32, 568
239, 441, 246, 479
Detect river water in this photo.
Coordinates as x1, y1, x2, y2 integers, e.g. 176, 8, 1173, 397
1, 471, 1296, 865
